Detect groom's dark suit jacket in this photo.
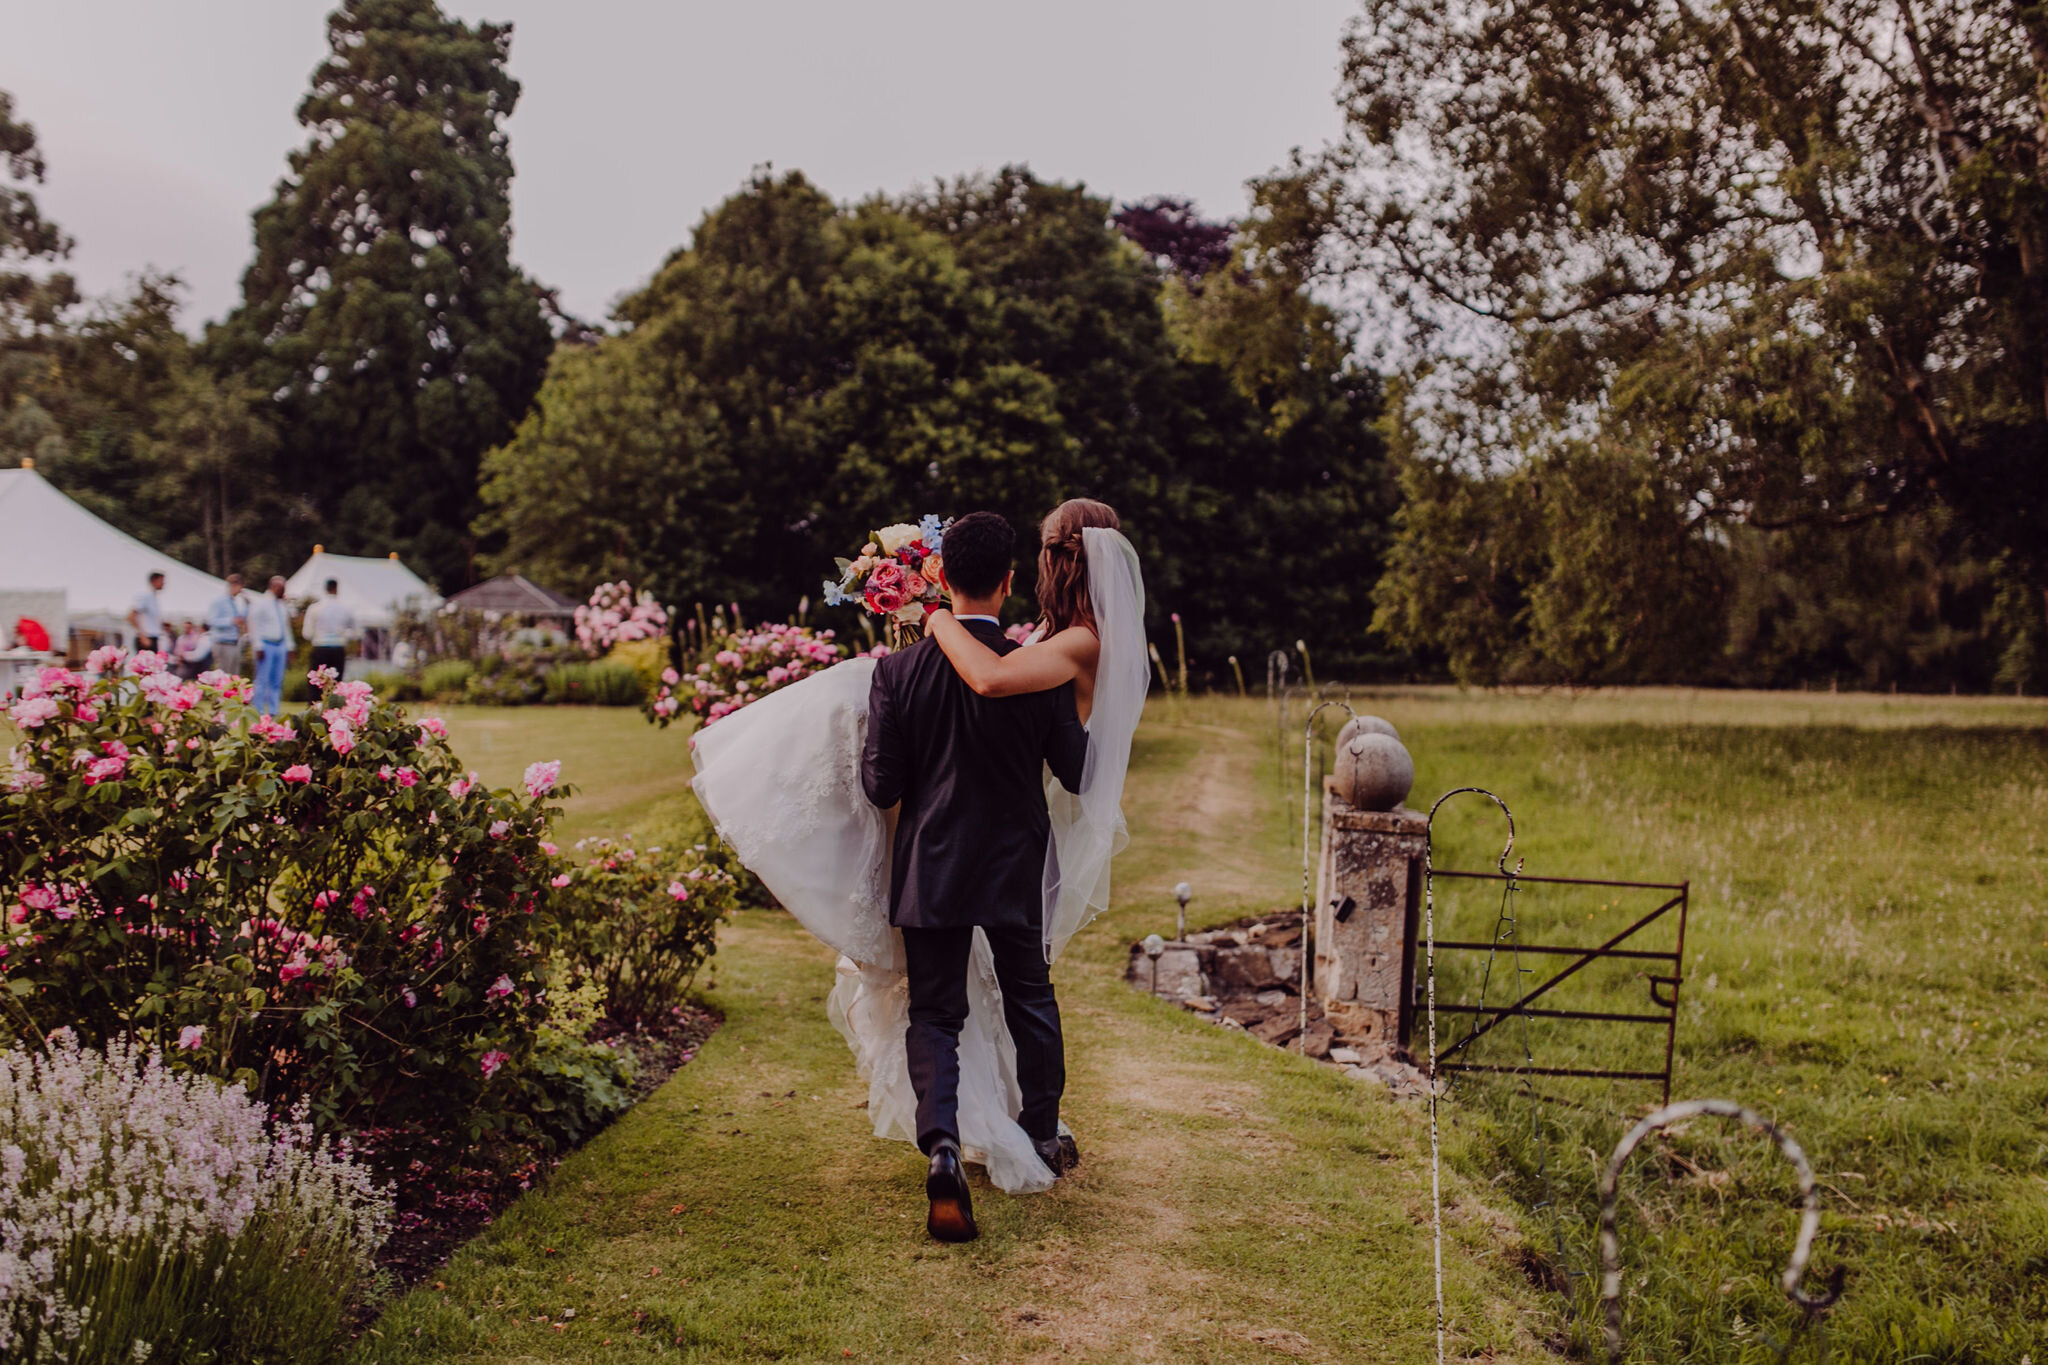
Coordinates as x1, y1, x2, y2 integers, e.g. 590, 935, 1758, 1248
860, 620, 1088, 930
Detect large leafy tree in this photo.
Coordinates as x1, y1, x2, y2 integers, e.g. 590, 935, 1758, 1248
0, 89, 79, 468
1328, 0, 2048, 679
479, 172, 1072, 617
482, 169, 1397, 675
208, 0, 554, 589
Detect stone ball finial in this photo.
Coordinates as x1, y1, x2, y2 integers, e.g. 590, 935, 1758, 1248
1334, 716, 1413, 811
1336, 714, 1400, 747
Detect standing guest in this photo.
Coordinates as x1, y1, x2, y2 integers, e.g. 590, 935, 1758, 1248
206, 573, 251, 677
304, 578, 355, 678
127, 571, 166, 653
174, 620, 212, 680
248, 576, 295, 716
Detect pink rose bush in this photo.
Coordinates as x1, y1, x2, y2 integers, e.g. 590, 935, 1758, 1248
0, 665, 579, 1136
574, 580, 669, 654
644, 622, 853, 729
551, 836, 738, 1026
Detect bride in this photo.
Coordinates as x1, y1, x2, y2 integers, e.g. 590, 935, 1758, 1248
689, 498, 1147, 1193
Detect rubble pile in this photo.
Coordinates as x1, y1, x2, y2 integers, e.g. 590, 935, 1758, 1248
1127, 910, 1432, 1099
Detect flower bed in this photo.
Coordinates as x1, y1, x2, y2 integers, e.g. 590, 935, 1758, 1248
0, 1031, 390, 1362
646, 622, 863, 727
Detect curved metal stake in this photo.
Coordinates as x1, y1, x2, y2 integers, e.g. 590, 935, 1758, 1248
1599, 1098, 1843, 1361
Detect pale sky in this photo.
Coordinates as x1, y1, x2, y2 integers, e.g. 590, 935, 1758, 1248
1, 1, 1356, 329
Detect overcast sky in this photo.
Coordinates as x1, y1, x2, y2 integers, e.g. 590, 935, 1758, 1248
1, 1, 1356, 329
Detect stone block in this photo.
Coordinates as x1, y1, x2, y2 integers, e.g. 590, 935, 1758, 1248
1213, 944, 1281, 991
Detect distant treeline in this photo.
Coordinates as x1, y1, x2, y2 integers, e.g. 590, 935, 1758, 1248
2, 0, 2042, 692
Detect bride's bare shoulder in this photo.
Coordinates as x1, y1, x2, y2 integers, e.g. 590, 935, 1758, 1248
1047, 625, 1101, 662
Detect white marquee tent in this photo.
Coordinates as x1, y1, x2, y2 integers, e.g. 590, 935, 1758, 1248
0, 463, 225, 636
285, 548, 442, 629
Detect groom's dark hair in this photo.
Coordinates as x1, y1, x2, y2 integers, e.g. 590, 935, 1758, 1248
941, 512, 1015, 599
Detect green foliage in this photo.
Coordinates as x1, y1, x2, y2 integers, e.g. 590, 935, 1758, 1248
543, 661, 645, 707
420, 658, 475, 701
0, 663, 568, 1137
479, 168, 1396, 679
205, 0, 555, 589
1324, 0, 2048, 683
552, 836, 737, 1028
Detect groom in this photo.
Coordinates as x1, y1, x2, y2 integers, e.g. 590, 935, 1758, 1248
860, 511, 1089, 1242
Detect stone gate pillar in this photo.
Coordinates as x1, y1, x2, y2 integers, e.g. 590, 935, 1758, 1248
1314, 779, 1428, 1060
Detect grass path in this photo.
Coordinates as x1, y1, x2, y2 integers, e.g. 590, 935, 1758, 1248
356, 705, 1551, 1365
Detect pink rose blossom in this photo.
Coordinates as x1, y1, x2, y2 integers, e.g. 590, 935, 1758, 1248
488, 820, 509, 839
523, 760, 561, 798
8, 697, 58, 729
540, 841, 558, 856
395, 766, 418, 788
550, 873, 572, 889
86, 645, 126, 674
661, 667, 680, 686
668, 881, 691, 902
281, 764, 313, 784
252, 715, 294, 743
418, 717, 448, 740
177, 1025, 205, 1050
130, 651, 167, 676
485, 974, 514, 1001
472, 913, 491, 934
479, 1049, 510, 1079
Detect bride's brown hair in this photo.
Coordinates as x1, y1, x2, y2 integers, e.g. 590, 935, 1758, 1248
1036, 498, 1120, 635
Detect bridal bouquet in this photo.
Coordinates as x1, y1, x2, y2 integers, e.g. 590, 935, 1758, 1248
823, 514, 950, 644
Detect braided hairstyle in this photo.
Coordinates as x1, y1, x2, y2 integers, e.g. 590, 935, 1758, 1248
1035, 498, 1120, 635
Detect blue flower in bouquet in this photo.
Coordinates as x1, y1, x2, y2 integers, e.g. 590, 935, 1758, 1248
919, 514, 945, 553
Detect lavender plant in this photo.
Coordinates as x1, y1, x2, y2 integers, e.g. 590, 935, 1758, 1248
0, 1031, 391, 1363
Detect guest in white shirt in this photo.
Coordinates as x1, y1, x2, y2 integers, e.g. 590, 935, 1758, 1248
127, 572, 166, 653
206, 573, 251, 677
304, 579, 355, 678
248, 576, 295, 716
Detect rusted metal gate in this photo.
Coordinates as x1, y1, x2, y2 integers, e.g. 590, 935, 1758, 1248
1425, 870, 1689, 1103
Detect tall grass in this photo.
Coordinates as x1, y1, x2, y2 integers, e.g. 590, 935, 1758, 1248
1276, 700, 2048, 1362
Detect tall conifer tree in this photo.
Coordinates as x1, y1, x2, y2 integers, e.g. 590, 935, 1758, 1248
209, 0, 552, 588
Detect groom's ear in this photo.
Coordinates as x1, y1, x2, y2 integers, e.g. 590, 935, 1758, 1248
1001, 570, 1014, 599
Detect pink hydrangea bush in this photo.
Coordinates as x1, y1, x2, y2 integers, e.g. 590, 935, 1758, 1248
550, 836, 739, 1025
1, 665, 574, 1137
574, 580, 669, 654
644, 622, 852, 728
0, 1031, 390, 1362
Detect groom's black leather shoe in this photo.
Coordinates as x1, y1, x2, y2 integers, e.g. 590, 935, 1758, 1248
1034, 1126, 1081, 1178
925, 1138, 978, 1243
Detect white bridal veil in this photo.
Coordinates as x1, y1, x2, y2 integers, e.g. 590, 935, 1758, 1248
1042, 527, 1149, 962
689, 527, 1147, 1193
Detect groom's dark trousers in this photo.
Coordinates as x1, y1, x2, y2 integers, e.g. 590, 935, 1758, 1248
860, 619, 1088, 1153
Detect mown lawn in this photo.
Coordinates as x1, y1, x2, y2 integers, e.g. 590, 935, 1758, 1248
357, 690, 2048, 1364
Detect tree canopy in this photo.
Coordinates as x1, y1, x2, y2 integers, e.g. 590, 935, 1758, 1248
479, 168, 1395, 674
1323, 0, 2048, 687
206, 0, 554, 589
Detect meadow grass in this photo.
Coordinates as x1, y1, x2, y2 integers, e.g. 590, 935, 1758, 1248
324, 689, 2046, 1360
1244, 689, 2048, 1363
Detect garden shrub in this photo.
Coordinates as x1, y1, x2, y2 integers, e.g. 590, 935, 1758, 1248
420, 658, 475, 700
0, 1031, 391, 1364
358, 668, 420, 701
1, 656, 571, 1137
543, 660, 646, 706
605, 636, 671, 695
645, 622, 850, 727
553, 836, 738, 1026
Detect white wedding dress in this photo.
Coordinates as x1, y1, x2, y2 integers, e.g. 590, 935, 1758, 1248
690, 529, 1148, 1193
